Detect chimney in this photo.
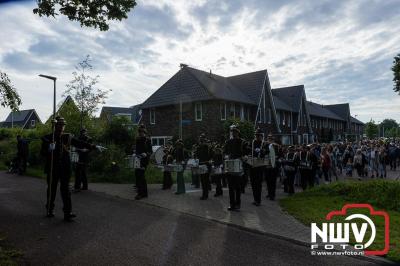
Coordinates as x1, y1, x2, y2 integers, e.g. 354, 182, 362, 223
209, 69, 212, 78
180, 63, 188, 69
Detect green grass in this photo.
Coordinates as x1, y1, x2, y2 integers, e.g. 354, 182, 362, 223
280, 180, 400, 262
0, 233, 22, 266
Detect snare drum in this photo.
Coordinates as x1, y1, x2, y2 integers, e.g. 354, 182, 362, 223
163, 164, 183, 172
125, 155, 134, 169
245, 156, 270, 168
133, 156, 142, 169
186, 159, 199, 168
70, 151, 79, 163
224, 159, 243, 173
192, 164, 208, 175
211, 165, 223, 175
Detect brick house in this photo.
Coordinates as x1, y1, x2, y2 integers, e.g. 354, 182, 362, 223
140, 65, 364, 145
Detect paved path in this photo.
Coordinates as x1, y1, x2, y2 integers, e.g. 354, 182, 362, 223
0, 172, 383, 266
90, 169, 400, 246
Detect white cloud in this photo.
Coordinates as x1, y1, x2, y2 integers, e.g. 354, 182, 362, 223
0, 0, 399, 124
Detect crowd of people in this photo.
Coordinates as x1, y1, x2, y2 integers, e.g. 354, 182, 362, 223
149, 127, 400, 211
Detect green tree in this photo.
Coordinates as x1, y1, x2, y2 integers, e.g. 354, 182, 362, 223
364, 119, 378, 139
0, 71, 21, 111
64, 55, 111, 130
380, 119, 398, 131
223, 118, 255, 141
393, 53, 400, 94
385, 127, 400, 138
101, 116, 136, 153
33, 0, 137, 31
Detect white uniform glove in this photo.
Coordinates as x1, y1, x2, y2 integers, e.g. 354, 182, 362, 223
255, 148, 261, 153
141, 153, 147, 158
49, 143, 56, 151
224, 155, 229, 160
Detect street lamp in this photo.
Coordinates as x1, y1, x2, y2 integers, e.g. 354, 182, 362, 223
39, 74, 57, 119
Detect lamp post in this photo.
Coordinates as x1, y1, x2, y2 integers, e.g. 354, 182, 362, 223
39, 74, 57, 119
38, 74, 57, 216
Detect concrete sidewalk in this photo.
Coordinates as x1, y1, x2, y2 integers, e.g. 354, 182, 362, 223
90, 181, 311, 245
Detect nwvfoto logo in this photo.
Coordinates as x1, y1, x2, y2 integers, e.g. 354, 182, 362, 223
310, 204, 390, 256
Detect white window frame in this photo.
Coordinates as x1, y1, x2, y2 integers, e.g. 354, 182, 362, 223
195, 102, 202, 121
282, 112, 286, 126
151, 136, 172, 146
150, 108, 155, 124
220, 102, 226, 121
240, 104, 245, 121
31, 119, 36, 127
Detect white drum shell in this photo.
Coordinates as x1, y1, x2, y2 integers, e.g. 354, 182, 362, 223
224, 159, 243, 173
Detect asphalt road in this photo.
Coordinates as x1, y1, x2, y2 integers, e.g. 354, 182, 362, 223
0, 173, 383, 266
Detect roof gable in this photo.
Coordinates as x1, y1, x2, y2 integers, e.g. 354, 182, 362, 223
271, 85, 304, 112
324, 103, 350, 121
307, 101, 344, 120
225, 70, 267, 104
141, 68, 213, 108
5, 109, 33, 123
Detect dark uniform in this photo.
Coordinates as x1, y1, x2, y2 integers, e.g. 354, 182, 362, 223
298, 147, 317, 190
247, 135, 266, 205
74, 129, 92, 191
264, 142, 280, 201
16, 135, 29, 174
195, 135, 212, 200
41, 117, 95, 221
283, 148, 299, 195
224, 127, 246, 211
211, 145, 224, 197
134, 125, 152, 200
172, 140, 187, 194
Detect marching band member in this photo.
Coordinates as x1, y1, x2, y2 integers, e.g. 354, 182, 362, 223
134, 124, 152, 200
224, 125, 246, 211
161, 146, 173, 190
248, 128, 266, 206
41, 116, 99, 221
195, 133, 212, 200
264, 134, 279, 201
211, 143, 224, 197
298, 145, 317, 190
283, 146, 299, 195
172, 139, 187, 195
191, 144, 200, 188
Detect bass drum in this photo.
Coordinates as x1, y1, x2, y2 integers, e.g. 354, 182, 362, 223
151, 146, 165, 165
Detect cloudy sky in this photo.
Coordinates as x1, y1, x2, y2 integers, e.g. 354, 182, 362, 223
0, 0, 399, 123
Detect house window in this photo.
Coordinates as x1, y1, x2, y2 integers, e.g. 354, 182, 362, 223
220, 102, 226, 121
195, 102, 202, 121
150, 109, 155, 124
276, 112, 281, 125
282, 113, 286, 126
31, 120, 36, 127
240, 105, 244, 121
268, 108, 271, 124
151, 136, 172, 146
230, 103, 235, 118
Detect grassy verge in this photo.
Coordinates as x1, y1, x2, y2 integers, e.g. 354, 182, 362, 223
280, 180, 400, 262
0, 233, 22, 266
